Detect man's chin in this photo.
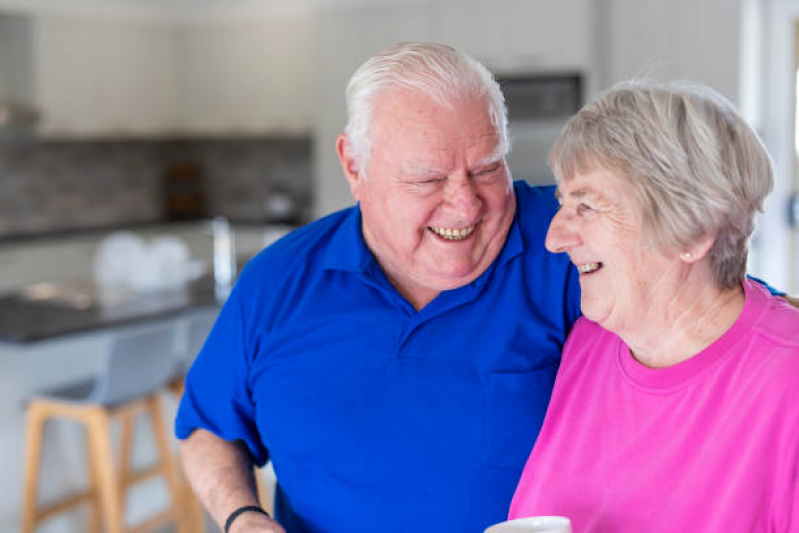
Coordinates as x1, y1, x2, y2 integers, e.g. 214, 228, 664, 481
425, 267, 484, 291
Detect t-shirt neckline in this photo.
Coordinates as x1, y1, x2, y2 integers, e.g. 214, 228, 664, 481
616, 279, 769, 391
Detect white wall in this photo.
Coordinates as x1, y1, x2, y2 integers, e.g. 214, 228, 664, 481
602, 0, 743, 101
752, 0, 799, 293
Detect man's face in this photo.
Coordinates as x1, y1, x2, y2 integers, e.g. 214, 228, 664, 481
337, 89, 516, 309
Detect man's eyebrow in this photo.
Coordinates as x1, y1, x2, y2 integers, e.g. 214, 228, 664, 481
400, 161, 448, 176
474, 146, 506, 168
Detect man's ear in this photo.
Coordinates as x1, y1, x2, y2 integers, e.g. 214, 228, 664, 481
336, 134, 363, 201
679, 232, 717, 264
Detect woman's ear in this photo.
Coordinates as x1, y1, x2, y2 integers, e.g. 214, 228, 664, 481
336, 134, 363, 201
679, 232, 717, 264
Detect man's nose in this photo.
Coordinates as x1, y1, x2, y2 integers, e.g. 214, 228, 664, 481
445, 178, 481, 218
545, 208, 580, 253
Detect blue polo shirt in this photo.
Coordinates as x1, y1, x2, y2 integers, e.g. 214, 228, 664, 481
176, 181, 581, 533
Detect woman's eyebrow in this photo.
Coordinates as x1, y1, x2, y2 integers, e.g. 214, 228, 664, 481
556, 186, 606, 203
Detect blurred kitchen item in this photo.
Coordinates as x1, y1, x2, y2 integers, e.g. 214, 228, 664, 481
163, 161, 205, 220
0, 101, 39, 128
264, 187, 299, 224
139, 235, 193, 289
498, 73, 583, 185
92, 231, 146, 289
93, 231, 200, 294
212, 216, 236, 301
18, 280, 132, 310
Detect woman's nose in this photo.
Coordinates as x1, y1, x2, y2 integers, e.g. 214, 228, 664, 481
546, 209, 580, 253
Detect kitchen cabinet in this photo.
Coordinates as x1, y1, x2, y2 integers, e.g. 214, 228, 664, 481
436, 0, 593, 75
177, 16, 316, 136
0, 11, 315, 138
0, 15, 34, 108
0, 14, 181, 138
37, 16, 180, 137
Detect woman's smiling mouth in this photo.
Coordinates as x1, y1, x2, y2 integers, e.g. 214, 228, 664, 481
576, 262, 603, 274
428, 224, 477, 241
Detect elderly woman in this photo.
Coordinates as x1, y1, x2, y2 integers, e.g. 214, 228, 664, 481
508, 80, 799, 532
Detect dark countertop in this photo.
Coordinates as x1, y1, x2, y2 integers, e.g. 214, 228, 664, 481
0, 276, 222, 344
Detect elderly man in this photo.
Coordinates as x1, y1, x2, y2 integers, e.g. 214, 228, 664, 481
176, 42, 580, 533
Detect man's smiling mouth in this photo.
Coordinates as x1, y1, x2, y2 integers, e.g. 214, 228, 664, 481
428, 224, 477, 241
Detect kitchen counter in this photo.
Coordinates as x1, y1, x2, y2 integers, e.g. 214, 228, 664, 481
0, 276, 221, 343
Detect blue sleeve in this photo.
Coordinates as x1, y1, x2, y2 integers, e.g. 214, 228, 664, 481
747, 275, 785, 297
174, 271, 269, 466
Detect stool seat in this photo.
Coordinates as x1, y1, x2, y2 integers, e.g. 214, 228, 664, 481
29, 378, 96, 404
20, 323, 190, 533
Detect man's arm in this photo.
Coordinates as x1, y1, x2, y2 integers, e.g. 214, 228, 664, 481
180, 428, 285, 533
785, 294, 799, 309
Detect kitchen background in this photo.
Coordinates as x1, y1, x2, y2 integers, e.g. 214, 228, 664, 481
0, 0, 797, 532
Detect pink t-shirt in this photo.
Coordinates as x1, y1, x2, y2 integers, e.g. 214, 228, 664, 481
509, 279, 799, 532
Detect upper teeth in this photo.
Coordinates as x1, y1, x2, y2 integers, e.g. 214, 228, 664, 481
577, 262, 601, 273
430, 224, 476, 241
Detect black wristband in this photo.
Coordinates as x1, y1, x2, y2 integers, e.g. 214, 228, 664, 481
224, 505, 271, 533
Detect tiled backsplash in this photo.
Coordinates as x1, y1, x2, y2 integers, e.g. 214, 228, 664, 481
0, 136, 312, 238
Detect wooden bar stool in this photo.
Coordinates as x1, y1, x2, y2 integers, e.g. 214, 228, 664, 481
20, 323, 188, 533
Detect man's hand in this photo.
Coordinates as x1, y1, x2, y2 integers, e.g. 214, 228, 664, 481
228, 510, 286, 533
784, 294, 799, 309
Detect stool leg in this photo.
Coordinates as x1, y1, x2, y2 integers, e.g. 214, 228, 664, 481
21, 402, 47, 533
146, 394, 190, 533
117, 408, 135, 523
85, 424, 102, 533
87, 408, 125, 533
256, 467, 269, 510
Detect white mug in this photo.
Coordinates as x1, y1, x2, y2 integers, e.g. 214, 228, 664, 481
484, 516, 573, 533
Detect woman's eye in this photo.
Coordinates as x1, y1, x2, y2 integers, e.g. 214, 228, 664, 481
576, 203, 594, 214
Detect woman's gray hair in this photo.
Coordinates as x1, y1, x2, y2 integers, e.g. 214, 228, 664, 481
549, 79, 774, 290
344, 42, 508, 174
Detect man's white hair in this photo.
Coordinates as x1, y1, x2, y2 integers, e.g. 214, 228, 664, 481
343, 42, 509, 175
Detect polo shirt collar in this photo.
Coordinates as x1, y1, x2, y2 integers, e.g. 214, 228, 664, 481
320, 205, 374, 273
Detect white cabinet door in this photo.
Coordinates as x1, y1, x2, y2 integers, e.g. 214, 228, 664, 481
33, 15, 178, 137
436, 0, 593, 74
177, 16, 315, 136
34, 16, 97, 135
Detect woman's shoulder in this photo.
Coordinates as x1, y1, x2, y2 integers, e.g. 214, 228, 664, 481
750, 291, 799, 351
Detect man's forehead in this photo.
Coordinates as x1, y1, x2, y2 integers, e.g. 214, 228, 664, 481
399, 142, 505, 172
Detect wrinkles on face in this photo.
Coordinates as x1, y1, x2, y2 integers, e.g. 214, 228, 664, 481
355, 90, 515, 310
547, 168, 687, 334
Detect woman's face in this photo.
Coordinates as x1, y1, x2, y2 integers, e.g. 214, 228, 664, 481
545, 166, 683, 334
